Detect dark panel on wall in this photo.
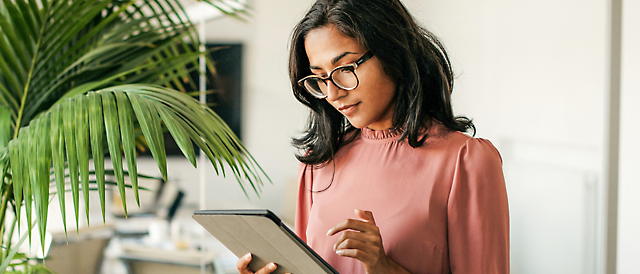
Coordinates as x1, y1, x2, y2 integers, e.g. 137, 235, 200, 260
141, 43, 243, 156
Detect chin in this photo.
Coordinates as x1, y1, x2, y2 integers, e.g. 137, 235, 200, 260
346, 118, 367, 129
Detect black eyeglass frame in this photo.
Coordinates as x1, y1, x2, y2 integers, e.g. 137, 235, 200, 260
297, 51, 374, 99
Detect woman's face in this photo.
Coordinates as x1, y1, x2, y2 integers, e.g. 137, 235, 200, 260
304, 25, 396, 131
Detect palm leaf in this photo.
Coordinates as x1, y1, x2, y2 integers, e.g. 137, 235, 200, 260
0, 106, 10, 148
8, 84, 267, 247
15, 0, 203, 127
49, 104, 67, 238
88, 92, 107, 222
115, 92, 140, 206
0, 0, 263, 266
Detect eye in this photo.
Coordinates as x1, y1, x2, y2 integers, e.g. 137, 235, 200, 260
337, 67, 352, 73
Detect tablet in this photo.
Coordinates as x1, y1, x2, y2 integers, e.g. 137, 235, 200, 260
193, 209, 339, 274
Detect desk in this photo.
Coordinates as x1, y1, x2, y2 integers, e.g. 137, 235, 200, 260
119, 244, 216, 274
104, 211, 239, 274
42, 226, 114, 274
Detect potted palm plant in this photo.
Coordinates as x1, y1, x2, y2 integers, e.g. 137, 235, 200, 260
0, 0, 266, 271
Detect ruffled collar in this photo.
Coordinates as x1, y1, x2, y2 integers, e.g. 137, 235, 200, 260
359, 122, 449, 142
360, 127, 401, 140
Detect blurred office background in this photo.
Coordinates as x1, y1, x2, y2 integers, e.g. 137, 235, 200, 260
25, 0, 639, 273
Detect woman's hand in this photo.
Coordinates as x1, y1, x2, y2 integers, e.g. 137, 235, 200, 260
327, 209, 411, 274
236, 253, 284, 274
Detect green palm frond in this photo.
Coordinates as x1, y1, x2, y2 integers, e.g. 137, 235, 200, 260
7, 85, 265, 251
0, 0, 265, 265
0, 0, 249, 131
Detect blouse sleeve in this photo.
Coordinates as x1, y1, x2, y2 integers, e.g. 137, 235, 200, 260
294, 163, 313, 242
447, 138, 510, 273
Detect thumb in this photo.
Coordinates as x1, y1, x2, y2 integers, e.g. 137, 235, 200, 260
355, 209, 375, 225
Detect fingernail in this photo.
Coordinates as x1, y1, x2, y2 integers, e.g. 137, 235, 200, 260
268, 263, 277, 270
243, 253, 251, 260
336, 249, 344, 256
326, 229, 332, 236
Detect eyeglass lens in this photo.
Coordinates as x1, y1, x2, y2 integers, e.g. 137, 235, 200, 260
303, 67, 358, 97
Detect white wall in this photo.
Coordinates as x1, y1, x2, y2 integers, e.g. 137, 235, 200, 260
616, 0, 640, 272
413, 0, 606, 148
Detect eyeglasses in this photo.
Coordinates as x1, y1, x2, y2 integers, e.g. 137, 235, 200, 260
298, 51, 374, 99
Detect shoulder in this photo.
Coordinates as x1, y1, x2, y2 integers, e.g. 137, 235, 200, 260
443, 133, 506, 196
455, 133, 503, 167
426, 123, 502, 163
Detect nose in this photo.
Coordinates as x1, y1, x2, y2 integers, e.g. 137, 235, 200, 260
325, 80, 346, 101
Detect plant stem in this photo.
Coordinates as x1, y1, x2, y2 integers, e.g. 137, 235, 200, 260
5, 204, 17, 259
14, 44, 41, 137
0, 185, 10, 262
13, 3, 49, 138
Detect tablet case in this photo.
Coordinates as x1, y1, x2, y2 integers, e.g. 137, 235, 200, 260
193, 209, 339, 274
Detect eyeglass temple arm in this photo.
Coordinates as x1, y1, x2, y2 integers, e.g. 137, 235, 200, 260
355, 51, 374, 66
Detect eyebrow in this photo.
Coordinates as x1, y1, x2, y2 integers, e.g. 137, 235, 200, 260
309, 51, 358, 70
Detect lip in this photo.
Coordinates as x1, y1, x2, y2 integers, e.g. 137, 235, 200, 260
338, 102, 360, 116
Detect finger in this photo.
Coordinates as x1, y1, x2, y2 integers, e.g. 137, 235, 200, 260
335, 237, 388, 270
236, 253, 253, 273
327, 218, 377, 236
254, 262, 278, 274
333, 230, 381, 251
335, 235, 381, 254
335, 243, 378, 265
355, 209, 376, 225
235, 254, 277, 274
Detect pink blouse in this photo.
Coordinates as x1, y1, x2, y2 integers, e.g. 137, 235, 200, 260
295, 124, 509, 274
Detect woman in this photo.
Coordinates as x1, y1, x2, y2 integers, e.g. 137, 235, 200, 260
237, 0, 509, 273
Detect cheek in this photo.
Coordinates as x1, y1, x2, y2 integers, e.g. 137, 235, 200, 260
372, 76, 397, 106
326, 100, 340, 110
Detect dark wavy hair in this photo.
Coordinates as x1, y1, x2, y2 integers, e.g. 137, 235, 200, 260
290, 0, 474, 165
